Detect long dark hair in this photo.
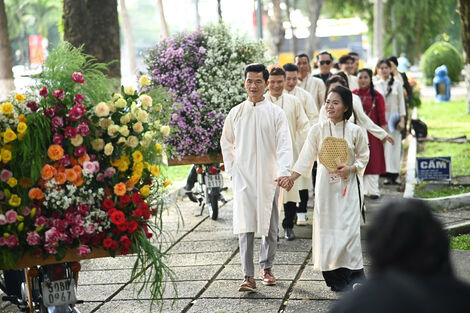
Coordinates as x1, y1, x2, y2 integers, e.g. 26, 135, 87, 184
358, 68, 376, 105
328, 85, 353, 120
325, 76, 357, 122
375, 58, 394, 97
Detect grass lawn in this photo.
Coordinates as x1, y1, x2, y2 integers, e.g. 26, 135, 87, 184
161, 164, 192, 183
414, 184, 470, 198
418, 100, 470, 138
450, 234, 470, 250
417, 142, 470, 177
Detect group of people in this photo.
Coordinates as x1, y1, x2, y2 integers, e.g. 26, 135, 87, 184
220, 50, 414, 294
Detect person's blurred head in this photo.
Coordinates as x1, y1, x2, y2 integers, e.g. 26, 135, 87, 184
388, 56, 399, 73
349, 51, 360, 73
366, 199, 452, 276
268, 66, 286, 98
295, 53, 311, 79
317, 50, 334, 74
357, 68, 373, 90
283, 63, 299, 92
326, 85, 353, 122
338, 54, 354, 75
244, 63, 269, 101
325, 75, 348, 100
375, 58, 392, 80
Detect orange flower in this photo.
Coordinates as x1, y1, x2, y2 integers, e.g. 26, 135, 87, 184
47, 145, 64, 161
105, 188, 112, 197
54, 172, 67, 184
73, 165, 82, 177
127, 175, 140, 187
41, 164, 57, 180
70, 157, 78, 166
65, 168, 78, 182
73, 176, 84, 186
78, 154, 90, 165
28, 187, 44, 200
113, 182, 127, 196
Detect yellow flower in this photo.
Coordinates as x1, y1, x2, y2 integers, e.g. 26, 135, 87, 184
8, 194, 21, 207
115, 98, 127, 108
91, 138, 105, 151
118, 160, 129, 172
149, 165, 160, 177
132, 151, 143, 163
0, 102, 13, 114
139, 75, 151, 86
18, 114, 27, 123
7, 177, 17, 188
155, 143, 162, 155
160, 125, 170, 136
132, 162, 144, 175
104, 143, 114, 156
139, 95, 152, 108
95, 102, 110, 117
17, 122, 27, 134
1, 149, 12, 163
70, 134, 84, 146
124, 86, 135, 96
15, 94, 26, 103
126, 136, 139, 148
163, 179, 172, 187
112, 93, 123, 101
140, 185, 150, 197
3, 128, 17, 143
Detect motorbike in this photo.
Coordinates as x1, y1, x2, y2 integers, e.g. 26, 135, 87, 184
193, 163, 227, 220
1, 262, 82, 313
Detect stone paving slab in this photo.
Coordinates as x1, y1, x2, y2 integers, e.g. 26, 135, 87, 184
79, 269, 132, 284
167, 251, 234, 266
77, 283, 124, 302
434, 207, 470, 220
229, 251, 309, 265
182, 230, 237, 242
217, 264, 301, 280
80, 256, 139, 271
289, 280, 340, 300
187, 298, 283, 313
95, 299, 189, 313
114, 281, 207, 300
201, 279, 290, 299
283, 299, 335, 313
74, 301, 103, 313
451, 249, 470, 284
169, 239, 238, 253
168, 265, 221, 281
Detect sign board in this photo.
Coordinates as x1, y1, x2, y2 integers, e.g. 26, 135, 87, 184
416, 157, 451, 182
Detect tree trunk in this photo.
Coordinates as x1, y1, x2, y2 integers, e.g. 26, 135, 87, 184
457, 0, 470, 114
266, 0, 285, 57
0, 0, 14, 100
306, 0, 323, 60
63, 0, 121, 80
286, 0, 298, 56
119, 0, 136, 76
157, 0, 169, 38
217, 0, 222, 22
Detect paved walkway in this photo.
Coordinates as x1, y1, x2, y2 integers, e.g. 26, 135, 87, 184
2, 182, 470, 313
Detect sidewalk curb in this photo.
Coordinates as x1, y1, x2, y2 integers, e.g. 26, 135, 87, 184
445, 220, 470, 236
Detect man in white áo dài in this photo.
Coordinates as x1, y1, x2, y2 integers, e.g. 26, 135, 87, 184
267, 65, 310, 240
283, 62, 318, 226
221, 63, 293, 292
295, 53, 326, 112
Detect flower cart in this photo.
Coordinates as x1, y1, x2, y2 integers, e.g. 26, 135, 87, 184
0, 43, 172, 312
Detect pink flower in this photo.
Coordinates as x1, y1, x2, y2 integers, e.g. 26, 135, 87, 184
0, 237, 6, 246
0, 191, 4, 200
53, 134, 64, 145
53, 89, 65, 101
44, 107, 56, 119
58, 154, 71, 167
44, 243, 57, 254
52, 219, 67, 232
74, 94, 85, 103
65, 213, 75, 224
104, 167, 116, 178
96, 173, 105, 182
0, 215, 7, 225
45, 227, 60, 243
77, 245, 90, 256
83, 161, 99, 173
1, 169, 13, 182
70, 225, 84, 238
84, 223, 95, 234
71, 72, 84, 83
77, 204, 89, 215
22, 207, 31, 216
6, 235, 19, 247
65, 126, 77, 138
68, 104, 86, 121
77, 121, 90, 136
39, 86, 48, 98
74, 145, 87, 157
51, 116, 64, 131
5, 210, 17, 224
35, 216, 48, 227
26, 232, 41, 246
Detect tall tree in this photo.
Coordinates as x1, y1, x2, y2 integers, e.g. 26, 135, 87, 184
305, 0, 323, 60
119, 0, 137, 75
157, 0, 169, 38
63, 0, 121, 79
266, 0, 285, 57
0, 0, 14, 100
457, 0, 470, 114
285, 0, 298, 56
25, 0, 60, 38
217, 0, 222, 22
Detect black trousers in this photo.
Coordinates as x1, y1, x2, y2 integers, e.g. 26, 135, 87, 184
311, 161, 317, 188
297, 189, 309, 213
282, 201, 297, 229
184, 165, 198, 191
322, 267, 365, 291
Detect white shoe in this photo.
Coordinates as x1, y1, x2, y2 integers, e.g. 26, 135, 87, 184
296, 213, 308, 225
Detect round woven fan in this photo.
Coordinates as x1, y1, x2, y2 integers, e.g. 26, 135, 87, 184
318, 136, 349, 172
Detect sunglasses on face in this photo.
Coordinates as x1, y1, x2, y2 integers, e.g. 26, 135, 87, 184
319, 60, 332, 65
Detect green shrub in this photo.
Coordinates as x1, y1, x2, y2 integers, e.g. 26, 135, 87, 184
421, 41, 463, 85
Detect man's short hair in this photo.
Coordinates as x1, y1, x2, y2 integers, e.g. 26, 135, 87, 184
338, 54, 353, 64
244, 63, 269, 81
295, 53, 310, 62
269, 66, 286, 78
317, 50, 333, 60
388, 56, 399, 66
283, 63, 299, 72
348, 51, 359, 58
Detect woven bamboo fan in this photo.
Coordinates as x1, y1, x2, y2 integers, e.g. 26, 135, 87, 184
318, 136, 349, 172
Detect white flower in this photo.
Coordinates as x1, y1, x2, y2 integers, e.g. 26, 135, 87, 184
126, 136, 139, 148
140, 95, 152, 108
70, 134, 84, 147
119, 125, 130, 137
104, 143, 114, 155
95, 102, 109, 117
120, 114, 130, 125
115, 98, 127, 108
100, 118, 113, 129
136, 109, 148, 123
107, 124, 120, 137
124, 86, 135, 95
139, 75, 151, 86
133, 121, 144, 133
160, 125, 170, 136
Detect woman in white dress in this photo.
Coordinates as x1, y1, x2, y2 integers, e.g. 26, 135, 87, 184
282, 85, 370, 291
374, 59, 406, 185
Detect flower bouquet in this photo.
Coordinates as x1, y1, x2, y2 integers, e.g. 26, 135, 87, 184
0, 42, 172, 303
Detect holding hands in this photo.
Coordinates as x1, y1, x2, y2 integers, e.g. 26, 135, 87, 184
275, 176, 293, 191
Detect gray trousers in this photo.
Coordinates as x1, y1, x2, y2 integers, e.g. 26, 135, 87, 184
238, 187, 280, 277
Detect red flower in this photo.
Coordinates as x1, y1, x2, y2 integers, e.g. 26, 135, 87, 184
132, 208, 143, 218
65, 126, 77, 138
110, 210, 126, 225
53, 89, 65, 101
27, 101, 38, 112
39, 86, 48, 98
131, 193, 142, 204
127, 220, 138, 233
102, 198, 114, 211
74, 145, 87, 157
117, 222, 128, 232
77, 121, 90, 136
108, 208, 117, 217
53, 133, 64, 145
110, 240, 118, 251
145, 232, 153, 239
119, 194, 131, 205
74, 94, 85, 103
103, 237, 113, 249
71, 72, 84, 83
120, 246, 130, 255
120, 235, 131, 247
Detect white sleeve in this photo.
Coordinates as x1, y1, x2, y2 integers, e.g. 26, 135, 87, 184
304, 92, 319, 126
397, 83, 406, 116
275, 109, 294, 178
295, 98, 310, 141
293, 125, 320, 177
220, 109, 236, 176
353, 127, 370, 177
353, 96, 388, 140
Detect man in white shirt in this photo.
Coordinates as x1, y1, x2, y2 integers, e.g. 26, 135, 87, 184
338, 54, 358, 91
221, 63, 293, 292
295, 53, 326, 112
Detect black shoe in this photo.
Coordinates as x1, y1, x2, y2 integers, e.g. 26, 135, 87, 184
186, 191, 198, 203
284, 228, 295, 241
369, 195, 379, 200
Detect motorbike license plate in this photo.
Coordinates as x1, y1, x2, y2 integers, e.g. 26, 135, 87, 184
42, 278, 77, 307
205, 174, 224, 188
